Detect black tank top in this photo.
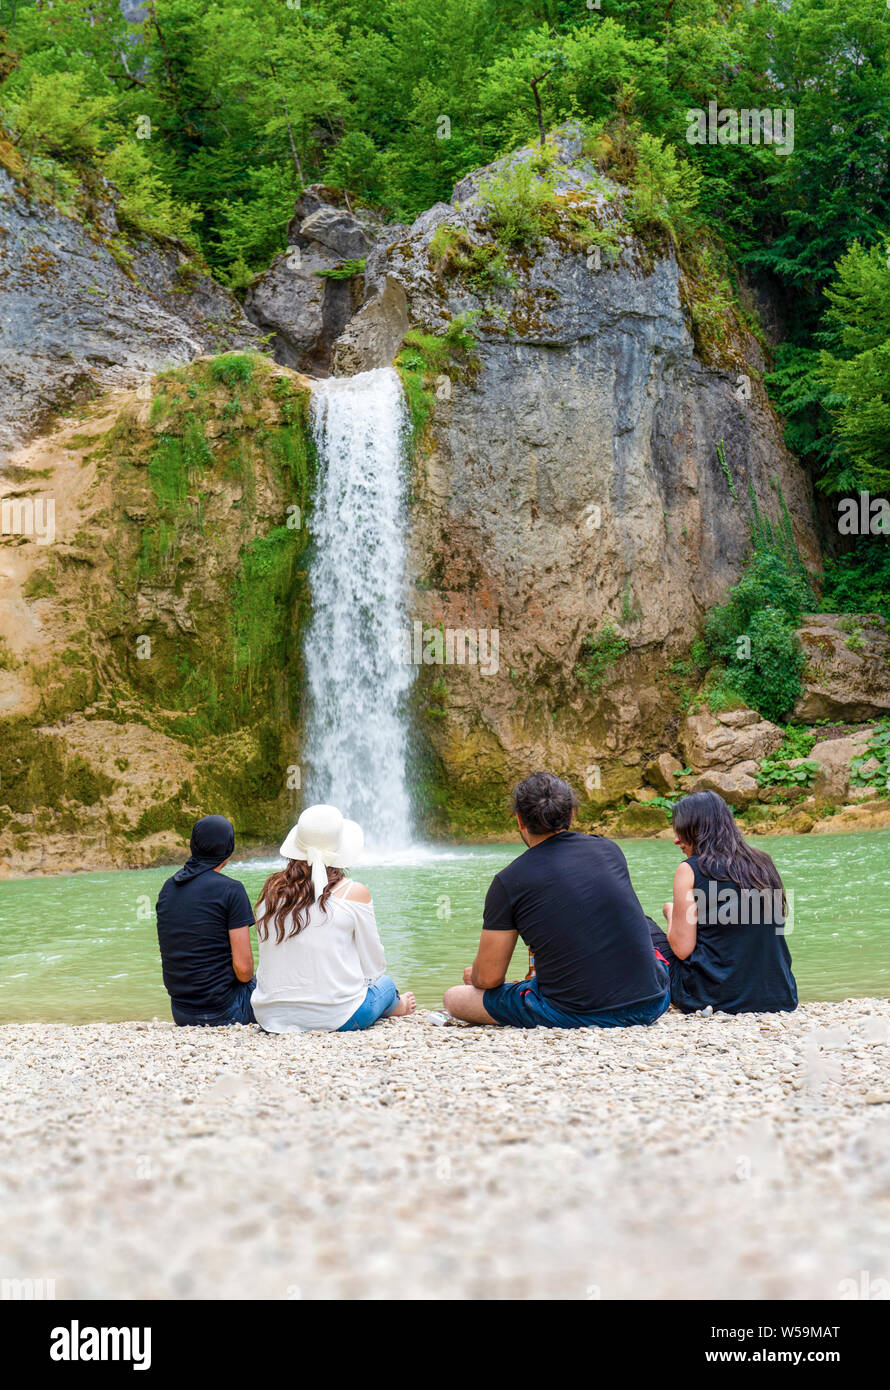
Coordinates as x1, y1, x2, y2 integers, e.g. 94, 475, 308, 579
670, 855, 798, 1014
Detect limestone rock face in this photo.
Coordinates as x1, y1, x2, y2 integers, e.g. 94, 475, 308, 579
794, 614, 890, 722
680, 709, 784, 772
361, 130, 819, 829
0, 357, 314, 875
0, 169, 262, 459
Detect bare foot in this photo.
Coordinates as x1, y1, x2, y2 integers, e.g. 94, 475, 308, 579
390, 992, 416, 1018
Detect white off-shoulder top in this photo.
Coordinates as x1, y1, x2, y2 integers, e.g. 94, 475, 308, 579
252, 880, 387, 1033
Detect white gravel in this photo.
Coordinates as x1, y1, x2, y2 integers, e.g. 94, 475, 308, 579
2, 1000, 889, 1300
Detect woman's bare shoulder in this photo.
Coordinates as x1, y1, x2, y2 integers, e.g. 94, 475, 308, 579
340, 879, 372, 903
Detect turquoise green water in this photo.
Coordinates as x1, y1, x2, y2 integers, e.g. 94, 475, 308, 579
0, 833, 887, 1021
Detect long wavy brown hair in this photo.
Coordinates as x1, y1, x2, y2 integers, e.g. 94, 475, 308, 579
256, 859, 345, 943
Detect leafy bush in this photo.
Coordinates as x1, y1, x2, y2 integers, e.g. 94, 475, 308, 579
104, 141, 199, 245
576, 621, 629, 694
729, 607, 808, 724
6, 71, 113, 163
316, 258, 367, 279
850, 721, 890, 794
755, 757, 819, 788
818, 242, 890, 493
626, 133, 701, 245
212, 163, 296, 279
821, 537, 890, 626
481, 161, 558, 247
700, 492, 816, 722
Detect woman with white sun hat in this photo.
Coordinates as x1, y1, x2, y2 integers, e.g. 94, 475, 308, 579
252, 804, 416, 1033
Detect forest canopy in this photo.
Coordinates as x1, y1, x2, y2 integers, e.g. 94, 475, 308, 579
1, 0, 889, 511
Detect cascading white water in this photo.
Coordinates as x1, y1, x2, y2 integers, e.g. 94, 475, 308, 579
304, 367, 415, 849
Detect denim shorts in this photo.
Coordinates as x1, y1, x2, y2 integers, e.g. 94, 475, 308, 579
337, 975, 399, 1032
171, 977, 257, 1027
483, 966, 670, 1030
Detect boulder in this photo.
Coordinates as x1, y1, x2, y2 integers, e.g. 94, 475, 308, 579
644, 752, 683, 794
297, 207, 370, 260
680, 709, 784, 771
685, 762, 760, 810
794, 614, 890, 722
809, 730, 875, 802
330, 276, 410, 375
812, 802, 890, 834
245, 186, 385, 375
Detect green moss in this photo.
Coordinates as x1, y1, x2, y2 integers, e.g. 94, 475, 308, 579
395, 314, 481, 456
576, 621, 630, 694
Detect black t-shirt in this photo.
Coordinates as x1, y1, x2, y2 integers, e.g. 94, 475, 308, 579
483, 831, 666, 1014
156, 870, 255, 1016
669, 855, 798, 1014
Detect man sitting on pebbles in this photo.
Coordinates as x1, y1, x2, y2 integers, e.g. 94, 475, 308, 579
156, 815, 258, 1027
443, 771, 671, 1029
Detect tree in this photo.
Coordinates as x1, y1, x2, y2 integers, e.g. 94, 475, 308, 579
819, 241, 890, 492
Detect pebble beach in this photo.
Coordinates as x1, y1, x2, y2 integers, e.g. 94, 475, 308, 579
2, 999, 889, 1301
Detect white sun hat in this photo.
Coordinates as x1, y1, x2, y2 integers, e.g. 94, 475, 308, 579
279, 804, 364, 902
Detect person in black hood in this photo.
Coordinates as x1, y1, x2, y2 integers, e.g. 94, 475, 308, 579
156, 816, 257, 1026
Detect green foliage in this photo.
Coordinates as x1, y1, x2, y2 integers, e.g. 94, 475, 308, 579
850, 721, 890, 794
395, 314, 480, 449
233, 527, 300, 677
626, 132, 702, 246
717, 439, 737, 502
104, 141, 198, 245
481, 161, 558, 248
818, 241, 890, 492
775, 726, 819, 760
4, 70, 113, 163
731, 608, 808, 724
208, 353, 256, 388
701, 491, 816, 723
821, 538, 890, 626
429, 224, 517, 292
576, 621, 629, 695
765, 342, 858, 495
755, 757, 818, 789
315, 258, 366, 279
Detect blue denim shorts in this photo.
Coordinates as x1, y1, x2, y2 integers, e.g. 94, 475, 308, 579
483, 967, 670, 1030
172, 977, 257, 1027
337, 974, 399, 1032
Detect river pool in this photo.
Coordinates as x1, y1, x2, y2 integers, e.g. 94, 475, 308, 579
0, 832, 887, 1021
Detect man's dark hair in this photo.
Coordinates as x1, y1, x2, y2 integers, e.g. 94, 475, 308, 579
512, 771, 578, 835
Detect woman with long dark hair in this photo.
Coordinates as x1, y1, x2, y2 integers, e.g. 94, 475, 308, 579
252, 804, 416, 1032
651, 790, 798, 1014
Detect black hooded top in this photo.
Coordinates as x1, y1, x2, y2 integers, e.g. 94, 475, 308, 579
156, 817, 255, 1016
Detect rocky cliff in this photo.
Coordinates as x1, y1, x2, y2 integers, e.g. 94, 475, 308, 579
2, 128, 889, 872
0, 353, 314, 873
0, 165, 262, 456
275, 130, 831, 832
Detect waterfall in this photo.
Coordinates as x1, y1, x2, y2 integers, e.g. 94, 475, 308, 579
304, 368, 415, 849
